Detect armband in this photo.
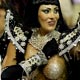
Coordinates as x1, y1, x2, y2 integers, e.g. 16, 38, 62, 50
19, 51, 47, 77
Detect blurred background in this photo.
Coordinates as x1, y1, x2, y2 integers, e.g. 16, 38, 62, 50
59, 0, 80, 29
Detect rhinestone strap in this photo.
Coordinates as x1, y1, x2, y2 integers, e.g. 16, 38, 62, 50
19, 51, 48, 77
5, 10, 25, 53
59, 13, 80, 56
59, 35, 80, 56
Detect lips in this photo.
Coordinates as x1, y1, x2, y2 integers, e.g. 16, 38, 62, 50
48, 21, 56, 26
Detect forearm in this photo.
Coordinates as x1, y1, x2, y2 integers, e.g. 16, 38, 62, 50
2, 42, 17, 69
1, 51, 47, 80
2, 55, 17, 69
19, 51, 48, 77
1, 38, 58, 79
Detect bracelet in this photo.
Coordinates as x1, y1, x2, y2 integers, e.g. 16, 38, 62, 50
19, 51, 48, 77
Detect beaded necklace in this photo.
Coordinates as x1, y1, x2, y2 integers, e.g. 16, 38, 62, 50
29, 28, 60, 51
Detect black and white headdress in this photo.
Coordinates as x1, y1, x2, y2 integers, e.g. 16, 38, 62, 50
59, 13, 80, 56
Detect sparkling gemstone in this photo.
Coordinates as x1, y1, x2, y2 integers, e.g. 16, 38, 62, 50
67, 40, 72, 45
21, 42, 26, 46
15, 37, 19, 41
73, 43, 77, 46
60, 39, 63, 43
59, 44, 64, 50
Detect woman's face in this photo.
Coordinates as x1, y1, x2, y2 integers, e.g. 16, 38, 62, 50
38, 4, 59, 33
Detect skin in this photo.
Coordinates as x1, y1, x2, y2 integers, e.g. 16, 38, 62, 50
34, 55, 67, 80
0, 9, 6, 37
25, 4, 60, 59
2, 4, 60, 69
2, 42, 17, 68
43, 55, 67, 80
38, 5, 59, 35
69, 42, 80, 60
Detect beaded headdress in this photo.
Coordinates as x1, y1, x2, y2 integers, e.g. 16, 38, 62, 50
59, 13, 80, 56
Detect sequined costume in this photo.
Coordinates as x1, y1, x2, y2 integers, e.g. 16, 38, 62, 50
1, 9, 61, 80
0, 32, 9, 62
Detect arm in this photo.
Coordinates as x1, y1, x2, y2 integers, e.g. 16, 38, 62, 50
2, 42, 17, 69
59, 0, 73, 28
1, 45, 47, 80
19, 38, 58, 77
69, 42, 80, 60
0, 9, 6, 37
1, 38, 58, 79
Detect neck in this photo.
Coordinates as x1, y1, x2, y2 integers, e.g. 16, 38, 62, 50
0, 31, 4, 38
39, 28, 49, 36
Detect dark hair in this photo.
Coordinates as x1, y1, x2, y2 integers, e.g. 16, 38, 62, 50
0, 0, 8, 10
6, 0, 28, 19
24, 0, 69, 32
3, 0, 27, 24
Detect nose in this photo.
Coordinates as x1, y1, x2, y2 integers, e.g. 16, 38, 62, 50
49, 12, 56, 19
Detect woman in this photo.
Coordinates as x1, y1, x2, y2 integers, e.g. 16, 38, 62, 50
1, 0, 68, 80
39, 13, 80, 80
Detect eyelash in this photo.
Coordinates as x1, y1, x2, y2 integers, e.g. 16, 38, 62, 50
54, 9, 59, 13
42, 9, 59, 14
42, 10, 49, 14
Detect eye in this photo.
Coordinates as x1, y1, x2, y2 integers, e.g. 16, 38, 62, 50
54, 8, 59, 14
42, 9, 50, 14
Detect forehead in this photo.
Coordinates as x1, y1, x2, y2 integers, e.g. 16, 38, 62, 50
39, 4, 58, 9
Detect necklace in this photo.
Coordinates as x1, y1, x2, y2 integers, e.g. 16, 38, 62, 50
29, 28, 60, 50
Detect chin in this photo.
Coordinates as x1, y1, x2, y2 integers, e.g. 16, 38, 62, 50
47, 27, 55, 32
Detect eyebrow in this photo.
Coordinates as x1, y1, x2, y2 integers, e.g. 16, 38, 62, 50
42, 7, 51, 10
43, 6, 59, 10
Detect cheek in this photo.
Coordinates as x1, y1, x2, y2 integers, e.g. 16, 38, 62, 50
56, 14, 60, 21
38, 13, 47, 22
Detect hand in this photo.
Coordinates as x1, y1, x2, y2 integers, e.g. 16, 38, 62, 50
69, 42, 80, 61
42, 38, 58, 59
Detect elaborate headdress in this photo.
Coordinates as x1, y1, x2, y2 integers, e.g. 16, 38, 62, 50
59, 13, 80, 56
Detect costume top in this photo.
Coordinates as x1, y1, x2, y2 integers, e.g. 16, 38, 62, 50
0, 32, 9, 61
4, 9, 61, 63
